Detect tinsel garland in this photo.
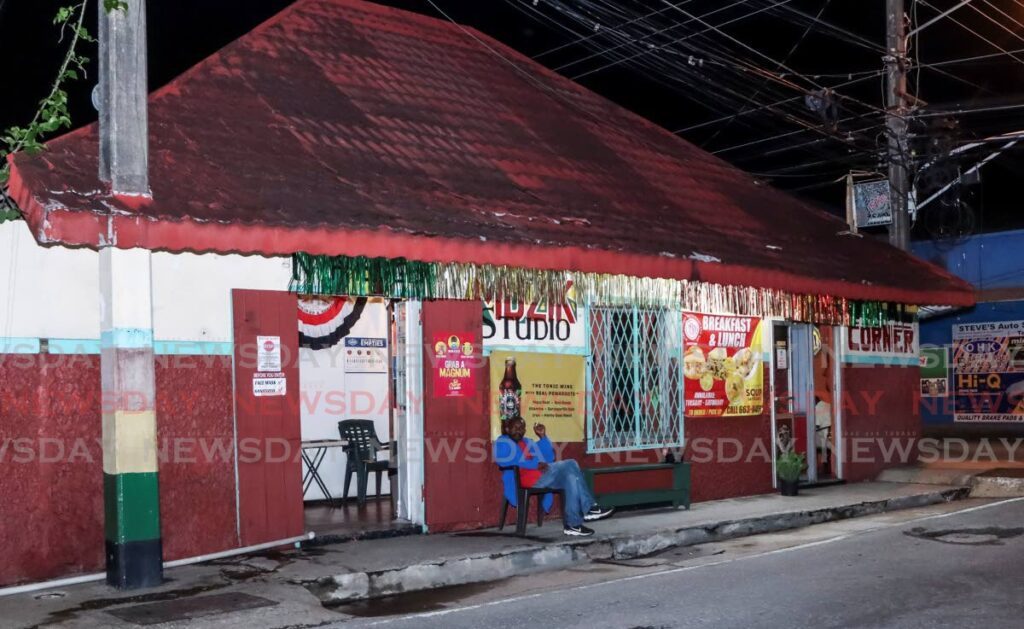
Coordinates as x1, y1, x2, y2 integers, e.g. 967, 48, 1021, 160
291, 253, 915, 327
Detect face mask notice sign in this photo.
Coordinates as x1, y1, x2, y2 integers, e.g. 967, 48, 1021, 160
253, 372, 286, 397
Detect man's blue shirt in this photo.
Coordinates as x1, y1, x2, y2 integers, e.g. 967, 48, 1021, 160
493, 434, 554, 508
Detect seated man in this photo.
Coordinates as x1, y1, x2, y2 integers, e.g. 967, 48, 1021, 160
494, 415, 614, 536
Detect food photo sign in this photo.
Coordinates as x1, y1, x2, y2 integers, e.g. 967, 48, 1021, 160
682, 312, 765, 417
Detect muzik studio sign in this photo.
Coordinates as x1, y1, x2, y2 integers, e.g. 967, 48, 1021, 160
483, 283, 585, 352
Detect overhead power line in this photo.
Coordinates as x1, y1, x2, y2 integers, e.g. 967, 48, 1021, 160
531, 0, 694, 59
908, 0, 975, 36
519, 0, 889, 160
566, 0, 791, 79
701, 0, 834, 147
918, 0, 1024, 67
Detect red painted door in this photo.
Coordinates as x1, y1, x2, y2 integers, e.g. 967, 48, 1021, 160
421, 300, 494, 531
232, 289, 304, 546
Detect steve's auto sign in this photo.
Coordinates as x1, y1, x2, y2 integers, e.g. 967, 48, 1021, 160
953, 320, 1024, 422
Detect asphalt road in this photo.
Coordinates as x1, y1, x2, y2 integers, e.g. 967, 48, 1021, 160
339, 498, 1024, 629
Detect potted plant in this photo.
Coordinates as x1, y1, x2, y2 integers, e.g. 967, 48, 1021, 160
776, 451, 805, 496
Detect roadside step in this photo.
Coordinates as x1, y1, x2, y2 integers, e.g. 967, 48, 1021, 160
877, 465, 977, 487
308, 484, 970, 606
971, 468, 1024, 498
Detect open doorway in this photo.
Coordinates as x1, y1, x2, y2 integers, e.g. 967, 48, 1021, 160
232, 290, 421, 545
771, 322, 843, 485
811, 325, 840, 481
296, 295, 407, 539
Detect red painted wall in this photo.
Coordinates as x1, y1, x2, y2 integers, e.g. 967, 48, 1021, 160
682, 362, 774, 501
683, 416, 775, 502
841, 364, 921, 482
0, 353, 239, 587
0, 354, 104, 586
156, 354, 239, 560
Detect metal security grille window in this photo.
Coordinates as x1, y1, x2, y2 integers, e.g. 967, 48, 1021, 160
587, 307, 684, 452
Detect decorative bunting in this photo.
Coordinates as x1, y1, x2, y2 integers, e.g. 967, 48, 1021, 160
291, 253, 917, 327
297, 295, 368, 350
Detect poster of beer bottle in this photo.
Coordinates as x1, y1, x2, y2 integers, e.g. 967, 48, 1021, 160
498, 356, 522, 420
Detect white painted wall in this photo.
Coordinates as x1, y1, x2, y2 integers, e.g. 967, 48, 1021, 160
0, 220, 292, 344
299, 299, 392, 501
0, 220, 100, 341
151, 251, 292, 343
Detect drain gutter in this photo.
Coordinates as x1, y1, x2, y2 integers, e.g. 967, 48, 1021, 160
0, 532, 315, 598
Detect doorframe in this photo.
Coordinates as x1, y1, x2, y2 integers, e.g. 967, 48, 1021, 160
393, 299, 426, 529
789, 323, 817, 482
769, 319, 781, 488
832, 325, 845, 480
230, 299, 242, 544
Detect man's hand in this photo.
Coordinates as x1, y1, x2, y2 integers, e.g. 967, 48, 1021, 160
533, 423, 546, 439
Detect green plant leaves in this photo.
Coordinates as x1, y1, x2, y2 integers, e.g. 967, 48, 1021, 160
2, 2, 94, 224
776, 451, 806, 482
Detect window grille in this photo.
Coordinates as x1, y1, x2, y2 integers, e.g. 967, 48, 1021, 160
586, 306, 684, 452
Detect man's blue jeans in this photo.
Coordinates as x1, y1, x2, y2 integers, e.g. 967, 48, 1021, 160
533, 459, 594, 527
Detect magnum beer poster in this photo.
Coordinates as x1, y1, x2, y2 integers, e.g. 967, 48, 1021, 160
489, 350, 585, 442
682, 312, 765, 417
432, 333, 477, 398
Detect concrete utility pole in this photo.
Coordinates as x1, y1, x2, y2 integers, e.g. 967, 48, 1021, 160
885, 0, 911, 250
98, 0, 162, 589
99, 0, 149, 194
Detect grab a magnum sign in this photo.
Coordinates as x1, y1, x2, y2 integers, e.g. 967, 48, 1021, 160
482, 282, 585, 353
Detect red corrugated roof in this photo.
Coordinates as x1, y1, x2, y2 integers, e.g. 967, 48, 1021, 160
6, 0, 973, 306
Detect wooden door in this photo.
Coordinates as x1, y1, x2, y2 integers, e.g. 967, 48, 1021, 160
232, 289, 304, 545
420, 300, 493, 531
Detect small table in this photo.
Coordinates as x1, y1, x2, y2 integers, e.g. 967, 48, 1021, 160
301, 439, 348, 507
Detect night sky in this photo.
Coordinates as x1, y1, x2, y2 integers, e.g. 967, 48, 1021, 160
2, 0, 1022, 238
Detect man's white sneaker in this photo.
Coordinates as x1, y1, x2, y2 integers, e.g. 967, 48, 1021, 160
563, 524, 595, 537
584, 506, 615, 521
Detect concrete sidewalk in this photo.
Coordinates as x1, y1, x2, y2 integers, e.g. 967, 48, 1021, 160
4, 482, 969, 628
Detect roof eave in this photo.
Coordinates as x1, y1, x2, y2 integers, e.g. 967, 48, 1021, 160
7, 159, 976, 309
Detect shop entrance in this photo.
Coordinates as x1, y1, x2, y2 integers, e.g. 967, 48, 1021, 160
772, 322, 842, 484
232, 290, 419, 543
296, 294, 398, 538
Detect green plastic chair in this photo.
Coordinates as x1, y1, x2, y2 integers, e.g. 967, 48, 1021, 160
338, 419, 389, 505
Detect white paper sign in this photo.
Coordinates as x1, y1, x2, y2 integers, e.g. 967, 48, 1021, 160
253, 372, 287, 397
344, 337, 388, 373
257, 335, 282, 371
